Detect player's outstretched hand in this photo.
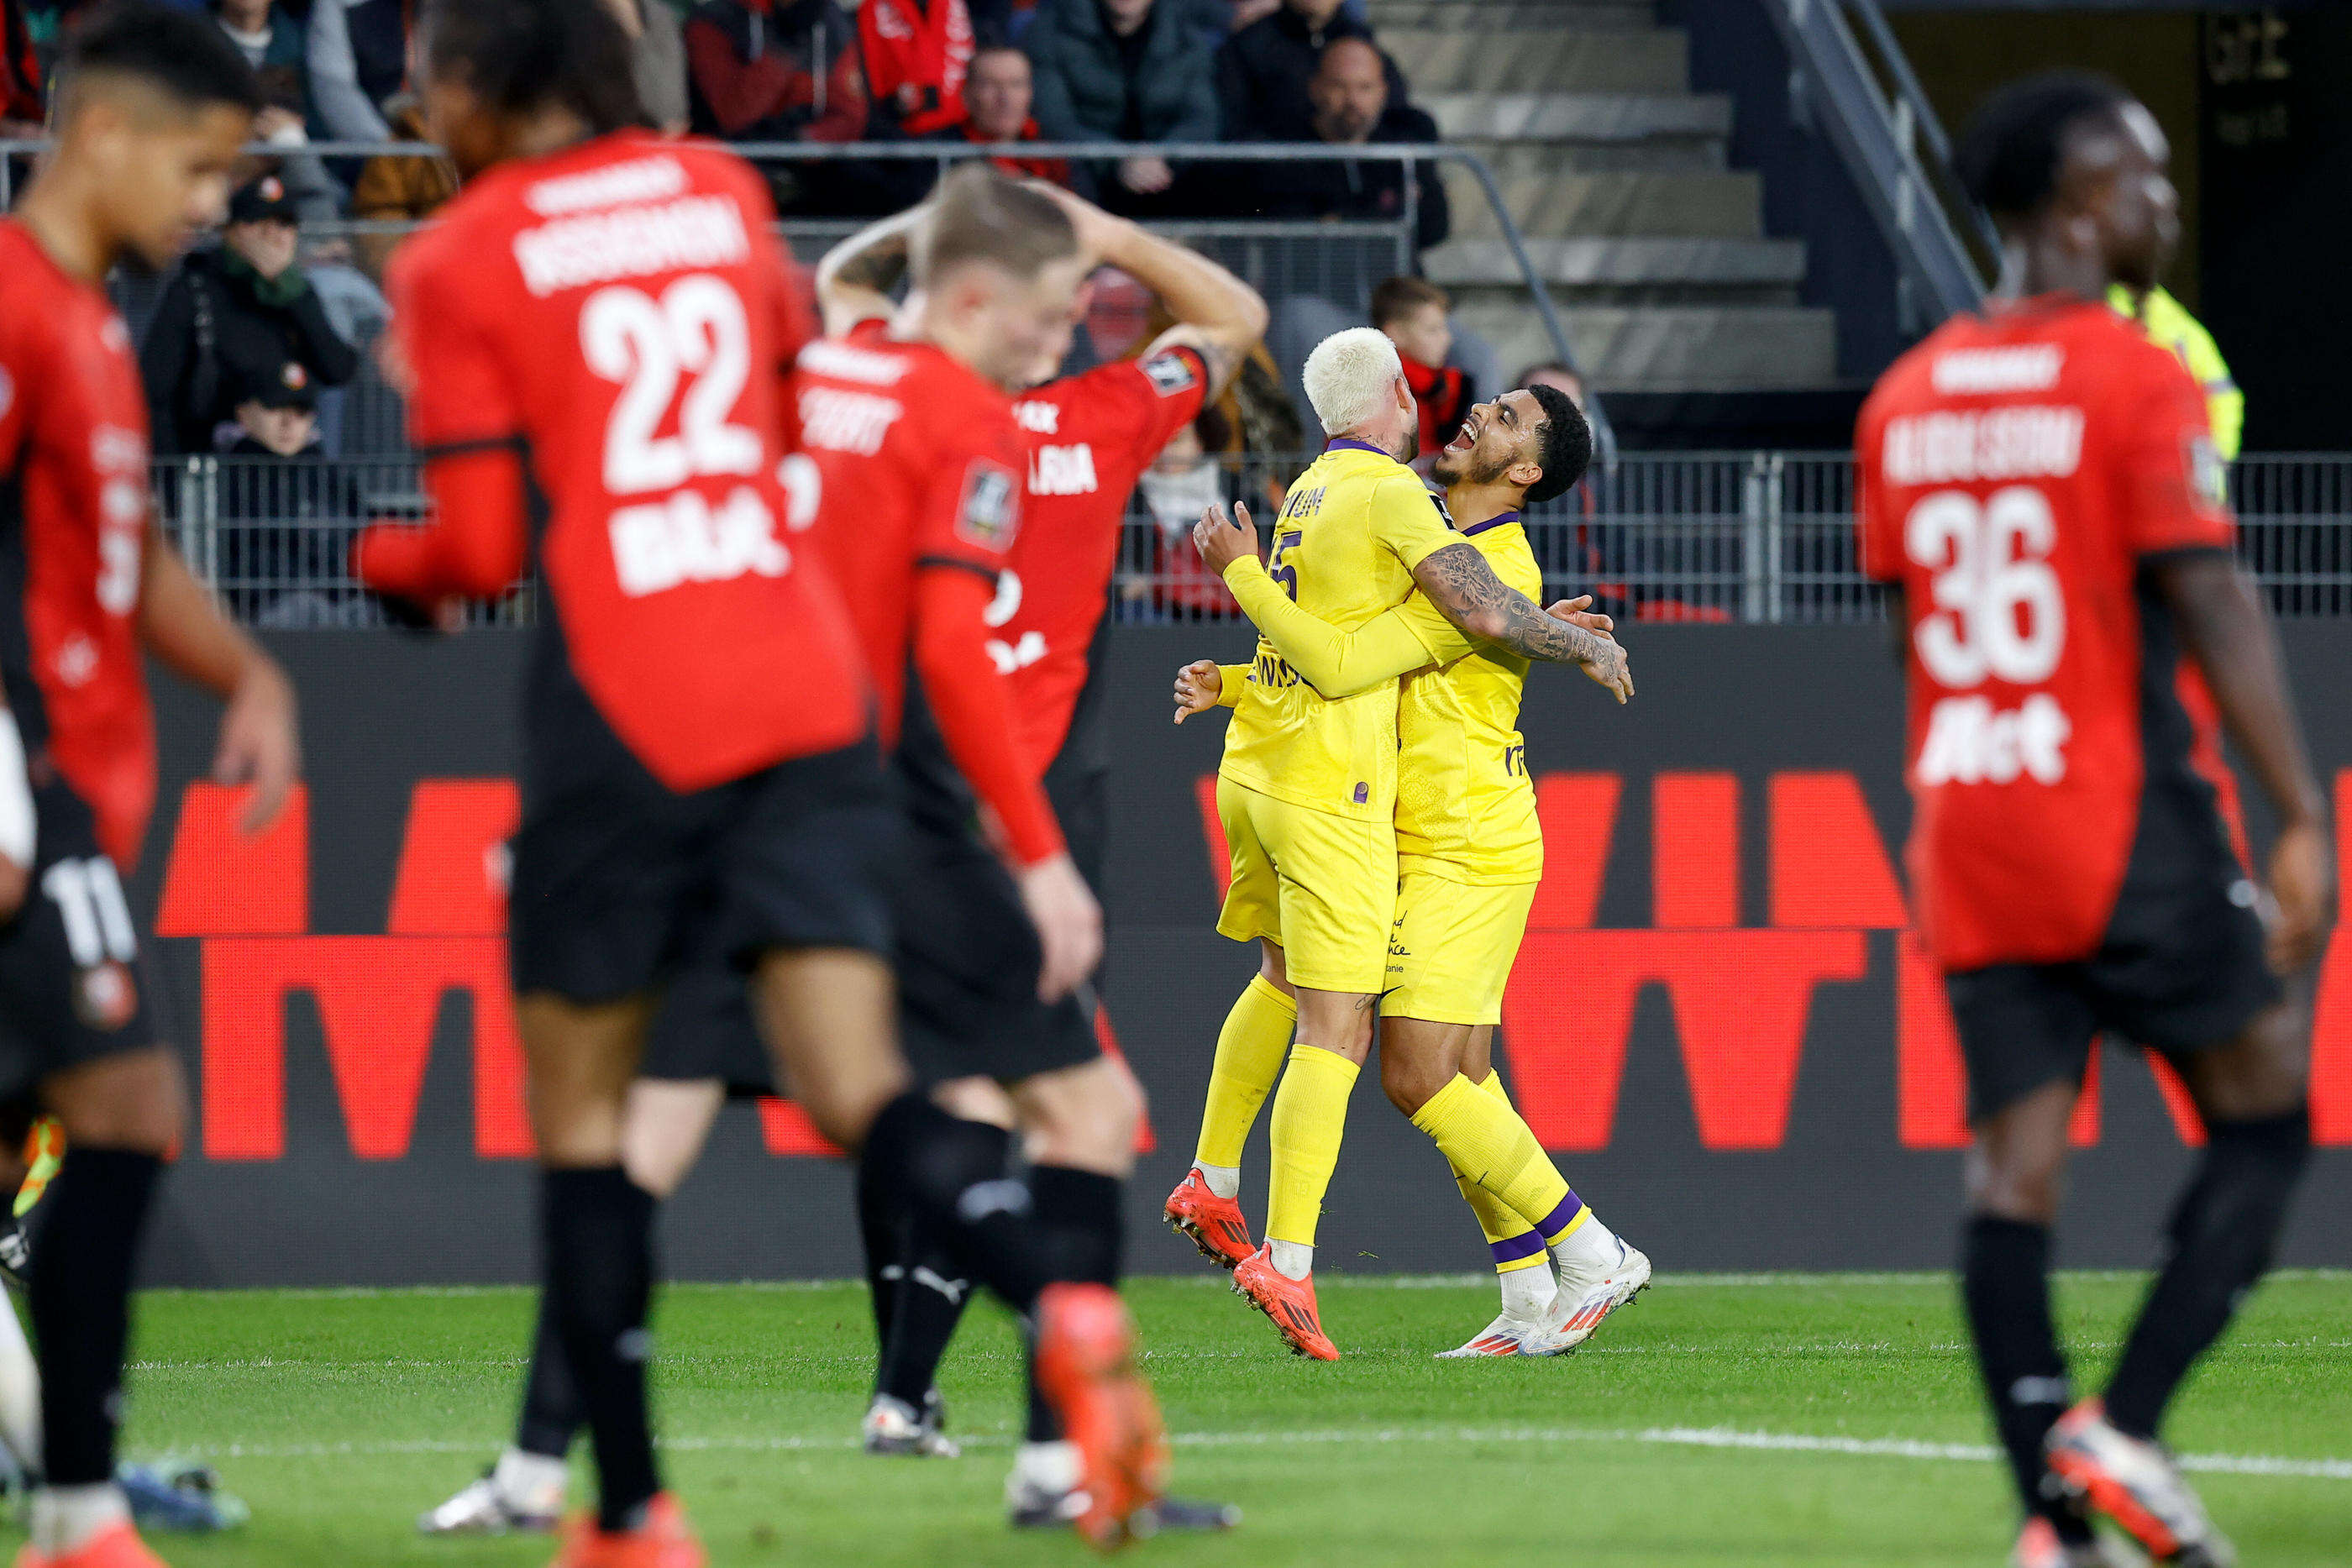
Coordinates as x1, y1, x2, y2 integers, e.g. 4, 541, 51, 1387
215, 659, 302, 835
1018, 852, 1104, 1002
1173, 659, 1224, 723
1546, 595, 1614, 635
2264, 816, 2335, 975
1193, 500, 1257, 579
1578, 631, 1634, 705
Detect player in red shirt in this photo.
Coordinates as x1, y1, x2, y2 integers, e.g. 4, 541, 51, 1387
812, 183, 1263, 1525
354, 7, 1158, 1561
1856, 76, 2328, 1568
0, 11, 302, 1567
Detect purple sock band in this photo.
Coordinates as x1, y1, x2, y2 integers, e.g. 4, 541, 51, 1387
1488, 1230, 1547, 1267
1538, 1193, 1584, 1241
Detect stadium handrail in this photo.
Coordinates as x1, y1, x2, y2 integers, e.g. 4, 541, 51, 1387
0, 134, 1610, 456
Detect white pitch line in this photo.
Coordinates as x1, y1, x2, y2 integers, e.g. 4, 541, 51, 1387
181, 1424, 2352, 1480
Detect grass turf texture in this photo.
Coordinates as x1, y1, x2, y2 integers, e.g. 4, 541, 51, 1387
28, 1272, 2350, 1567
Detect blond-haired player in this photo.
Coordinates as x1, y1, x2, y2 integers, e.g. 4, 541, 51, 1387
1172, 384, 1650, 1356
1163, 330, 1631, 1358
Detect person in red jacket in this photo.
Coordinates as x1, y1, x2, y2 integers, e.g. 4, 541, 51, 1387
0, 11, 301, 1567
681, 0, 865, 145
1373, 275, 1472, 460
859, 0, 972, 137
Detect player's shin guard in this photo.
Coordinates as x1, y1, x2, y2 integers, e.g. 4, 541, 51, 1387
27, 1147, 160, 1487
1194, 976, 1295, 1180
514, 1282, 583, 1460
1961, 1214, 2091, 1543
2102, 1105, 2311, 1440
1024, 1166, 1125, 1441
540, 1167, 659, 1531
1265, 1043, 1359, 1265
862, 1091, 1054, 1311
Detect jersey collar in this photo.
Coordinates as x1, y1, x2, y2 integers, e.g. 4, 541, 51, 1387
1459, 509, 1522, 537
1325, 438, 1390, 458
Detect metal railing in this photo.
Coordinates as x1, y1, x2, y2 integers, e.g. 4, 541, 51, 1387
1765, 0, 1991, 331
150, 452, 2352, 630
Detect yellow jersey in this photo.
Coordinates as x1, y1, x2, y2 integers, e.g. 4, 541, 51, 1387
1215, 439, 1457, 820
1390, 513, 1543, 884
2110, 284, 2242, 459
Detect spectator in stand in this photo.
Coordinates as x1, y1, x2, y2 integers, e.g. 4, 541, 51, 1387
306, 0, 408, 143
3, 0, 47, 137
1131, 406, 1241, 620
605, 0, 690, 131
1217, 0, 1399, 144
1250, 36, 1446, 253
139, 176, 362, 457
1024, 0, 1217, 213
1373, 275, 1472, 459
860, 0, 974, 139
922, 42, 1068, 186
209, 0, 307, 118
685, 0, 865, 143
215, 361, 369, 626
1517, 359, 1587, 411
349, 94, 458, 281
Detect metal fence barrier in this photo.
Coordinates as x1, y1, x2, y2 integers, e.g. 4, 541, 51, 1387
152, 451, 2352, 629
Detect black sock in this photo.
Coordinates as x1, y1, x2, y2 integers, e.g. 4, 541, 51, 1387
1022, 1165, 1125, 1444
2104, 1105, 2311, 1439
27, 1147, 160, 1486
860, 1092, 1055, 1312
542, 1167, 659, 1531
1961, 1215, 2088, 1543
877, 1217, 978, 1408
854, 1145, 911, 1364
514, 1282, 582, 1460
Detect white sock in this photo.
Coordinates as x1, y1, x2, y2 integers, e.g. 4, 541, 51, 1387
492, 1445, 569, 1511
1268, 1239, 1313, 1281
1498, 1265, 1553, 1319
1010, 1439, 1081, 1496
1551, 1211, 1621, 1276
33, 1481, 129, 1555
1194, 1162, 1240, 1200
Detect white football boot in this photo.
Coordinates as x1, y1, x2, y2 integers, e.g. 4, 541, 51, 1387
1520, 1236, 1651, 1356
2045, 1400, 2234, 1568
861, 1391, 961, 1458
417, 1447, 565, 1534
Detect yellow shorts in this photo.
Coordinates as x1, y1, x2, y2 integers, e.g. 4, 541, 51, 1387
1214, 775, 1396, 994
1381, 868, 1536, 1025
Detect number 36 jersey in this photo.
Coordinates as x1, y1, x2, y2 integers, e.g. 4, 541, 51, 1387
1856, 295, 2238, 973
385, 128, 867, 792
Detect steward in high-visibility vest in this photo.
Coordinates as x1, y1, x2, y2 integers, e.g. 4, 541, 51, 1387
2110, 284, 2243, 459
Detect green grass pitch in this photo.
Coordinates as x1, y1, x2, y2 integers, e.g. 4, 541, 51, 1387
31, 1271, 2351, 1567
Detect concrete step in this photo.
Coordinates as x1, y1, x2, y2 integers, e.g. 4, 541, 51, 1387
1371, 1, 1655, 30
1445, 165, 1762, 241
1425, 92, 1730, 144
1428, 235, 1807, 296
1381, 28, 1686, 94
1454, 137, 1725, 176
1452, 301, 1841, 393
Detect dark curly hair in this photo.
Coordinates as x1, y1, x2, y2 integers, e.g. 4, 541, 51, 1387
1523, 382, 1592, 506
423, 0, 644, 136
1955, 72, 2131, 224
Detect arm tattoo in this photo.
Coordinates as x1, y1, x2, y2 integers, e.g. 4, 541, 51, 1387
1415, 542, 1619, 666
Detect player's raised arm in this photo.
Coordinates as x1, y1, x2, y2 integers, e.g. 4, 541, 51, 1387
2151, 553, 2334, 972
1031, 186, 1268, 400
139, 530, 301, 833
813, 200, 934, 338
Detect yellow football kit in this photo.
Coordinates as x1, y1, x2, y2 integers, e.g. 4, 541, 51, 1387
1220, 511, 1545, 1024
1212, 439, 1456, 993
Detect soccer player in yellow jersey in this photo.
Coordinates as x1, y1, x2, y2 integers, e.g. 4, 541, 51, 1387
1161, 330, 1631, 1358
1172, 384, 1651, 1357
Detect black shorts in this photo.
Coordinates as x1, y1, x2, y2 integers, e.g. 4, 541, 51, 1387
0, 778, 160, 1104
638, 961, 774, 1098
510, 727, 898, 1005
1945, 840, 2279, 1125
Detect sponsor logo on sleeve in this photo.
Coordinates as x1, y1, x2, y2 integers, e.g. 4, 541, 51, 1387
2187, 434, 2227, 509
1142, 350, 1199, 397
957, 459, 1020, 550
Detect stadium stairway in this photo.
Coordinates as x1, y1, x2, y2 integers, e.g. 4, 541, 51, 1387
1375, 0, 1840, 400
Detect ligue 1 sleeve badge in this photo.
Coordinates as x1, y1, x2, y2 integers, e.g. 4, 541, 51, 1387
75, 958, 139, 1032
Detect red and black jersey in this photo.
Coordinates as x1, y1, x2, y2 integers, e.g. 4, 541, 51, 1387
356, 128, 869, 794
1856, 295, 2239, 973
791, 322, 1063, 866
0, 222, 158, 869
998, 343, 1207, 771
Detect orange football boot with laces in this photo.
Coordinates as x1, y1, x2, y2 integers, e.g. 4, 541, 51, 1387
548, 1492, 704, 1568
1034, 1282, 1168, 1551
1230, 1245, 1339, 1361
1163, 1168, 1255, 1269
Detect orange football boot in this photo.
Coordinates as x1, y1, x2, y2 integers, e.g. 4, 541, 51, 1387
1163, 1168, 1255, 1269
1034, 1282, 1168, 1551
1230, 1245, 1338, 1361
13, 1521, 170, 1568
548, 1492, 705, 1568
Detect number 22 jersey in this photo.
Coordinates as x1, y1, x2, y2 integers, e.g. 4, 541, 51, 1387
1856, 295, 2239, 973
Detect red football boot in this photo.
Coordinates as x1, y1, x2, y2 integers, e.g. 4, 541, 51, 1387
1033, 1282, 1168, 1551
13, 1522, 171, 1568
1163, 1168, 1256, 1270
1230, 1245, 1339, 1361
548, 1492, 705, 1568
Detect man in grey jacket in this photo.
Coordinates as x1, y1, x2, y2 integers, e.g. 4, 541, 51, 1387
1023, 0, 1217, 212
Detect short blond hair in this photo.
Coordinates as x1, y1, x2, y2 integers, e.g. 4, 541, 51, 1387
1302, 326, 1403, 437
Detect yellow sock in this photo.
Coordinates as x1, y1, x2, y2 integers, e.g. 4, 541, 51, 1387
1193, 975, 1297, 1170
1411, 1073, 1580, 1240
1473, 1072, 1591, 1245
1265, 1043, 1360, 1247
